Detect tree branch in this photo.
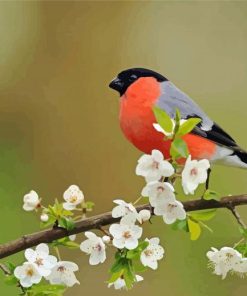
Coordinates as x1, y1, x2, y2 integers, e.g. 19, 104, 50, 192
0, 194, 247, 260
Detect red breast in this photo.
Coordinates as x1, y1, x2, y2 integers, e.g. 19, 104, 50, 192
119, 77, 216, 161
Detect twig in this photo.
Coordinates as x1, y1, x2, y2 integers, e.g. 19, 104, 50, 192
0, 263, 11, 275
227, 204, 247, 229
0, 194, 247, 259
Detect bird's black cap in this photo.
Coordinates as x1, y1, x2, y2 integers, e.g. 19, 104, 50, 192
109, 68, 168, 96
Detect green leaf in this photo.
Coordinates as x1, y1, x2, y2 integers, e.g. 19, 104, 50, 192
85, 201, 95, 211
173, 109, 181, 135
52, 237, 79, 249
188, 218, 201, 240
132, 261, 147, 273
5, 262, 16, 273
4, 274, 18, 286
137, 240, 149, 252
58, 217, 75, 231
110, 257, 127, 274
123, 261, 135, 289
126, 241, 149, 260
235, 243, 247, 257
239, 227, 247, 238
177, 118, 202, 136
170, 138, 189, 159
190, 209, 217, 221
171, 219, 189, 232
108, 270, 124, 284
28, 284, 66, 296
203, 190, 220, 201
40, 216, 57, 229
153, 106, 173, 133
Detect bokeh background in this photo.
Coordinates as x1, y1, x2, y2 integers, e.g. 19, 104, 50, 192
0, 1, 247, 295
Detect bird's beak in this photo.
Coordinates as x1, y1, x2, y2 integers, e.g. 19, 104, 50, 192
109, 77, 124, 93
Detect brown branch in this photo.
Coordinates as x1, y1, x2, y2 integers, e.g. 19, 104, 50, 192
0, 194, 247, 260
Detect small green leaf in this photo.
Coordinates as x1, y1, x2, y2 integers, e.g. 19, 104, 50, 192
40, 216, 57, 229
177, 118, 202, 136
173, 109, 181, 135
58, 217, 75, 231
171, 219, 189, 232
203, 190, 220, 201
123, 261, 135, 289
5, 262, 16, 273
188, 218, 201, 240
52, 237, 79, 249
108, 270, 124, 284
239, 227, 247, 238
4, 274, 18, 286
153, 106, 173, 133
190, 209, 217, 221
110, 257, 127, 274
170, 138, 189, 159
235, 243, 247, 257
28, 284, 66, 296
85, 201, 95, 211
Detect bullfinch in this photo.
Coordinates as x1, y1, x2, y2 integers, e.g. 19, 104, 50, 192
109, 67, 247, 168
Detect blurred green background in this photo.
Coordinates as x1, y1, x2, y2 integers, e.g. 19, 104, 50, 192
0, 1, 247, 295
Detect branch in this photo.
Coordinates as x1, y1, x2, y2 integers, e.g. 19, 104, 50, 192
0, 194, 247, 260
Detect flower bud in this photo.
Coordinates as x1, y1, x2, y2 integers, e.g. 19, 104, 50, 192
102, 235, 111, 244
138, 209, 151, 223
69, 235, 76, 241
40, 213, 49, 222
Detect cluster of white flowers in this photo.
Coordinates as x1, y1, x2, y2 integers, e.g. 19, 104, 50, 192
20, 148, 247, 293
23, 185, 84, 214
136, 149, 211, 224
107, 198, 164, 289
207, 246, 247, 279
14, 243, 79, 288
136, 150, 185, 224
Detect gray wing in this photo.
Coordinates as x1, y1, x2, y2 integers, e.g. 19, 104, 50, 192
156, 81, 241, 150
156, 81, 213, 131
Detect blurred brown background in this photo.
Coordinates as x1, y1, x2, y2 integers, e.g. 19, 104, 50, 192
0, 1, 247, 295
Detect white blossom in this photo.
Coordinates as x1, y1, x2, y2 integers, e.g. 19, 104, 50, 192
141, 181, 176, 208
63, 185, 84, 210
153, 119, 187, 137
40, 213, 49, 222
24, 243, 57, 277
155, 200, 186, 224
46, 261, 80, 287
23, 190, 41, 211
14, 262, 42, 288
80, 232, 106, 265
108, 275, 143, 290
112, 199, 141, 223
138, 209, 151, 223
140, 238, 165, 270
207, 247, 243, 279
136, 150, 174, 182
182, 155, 210, 195
109, 223, 142, 250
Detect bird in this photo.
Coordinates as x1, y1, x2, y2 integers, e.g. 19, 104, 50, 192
109, 67, 247, 169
